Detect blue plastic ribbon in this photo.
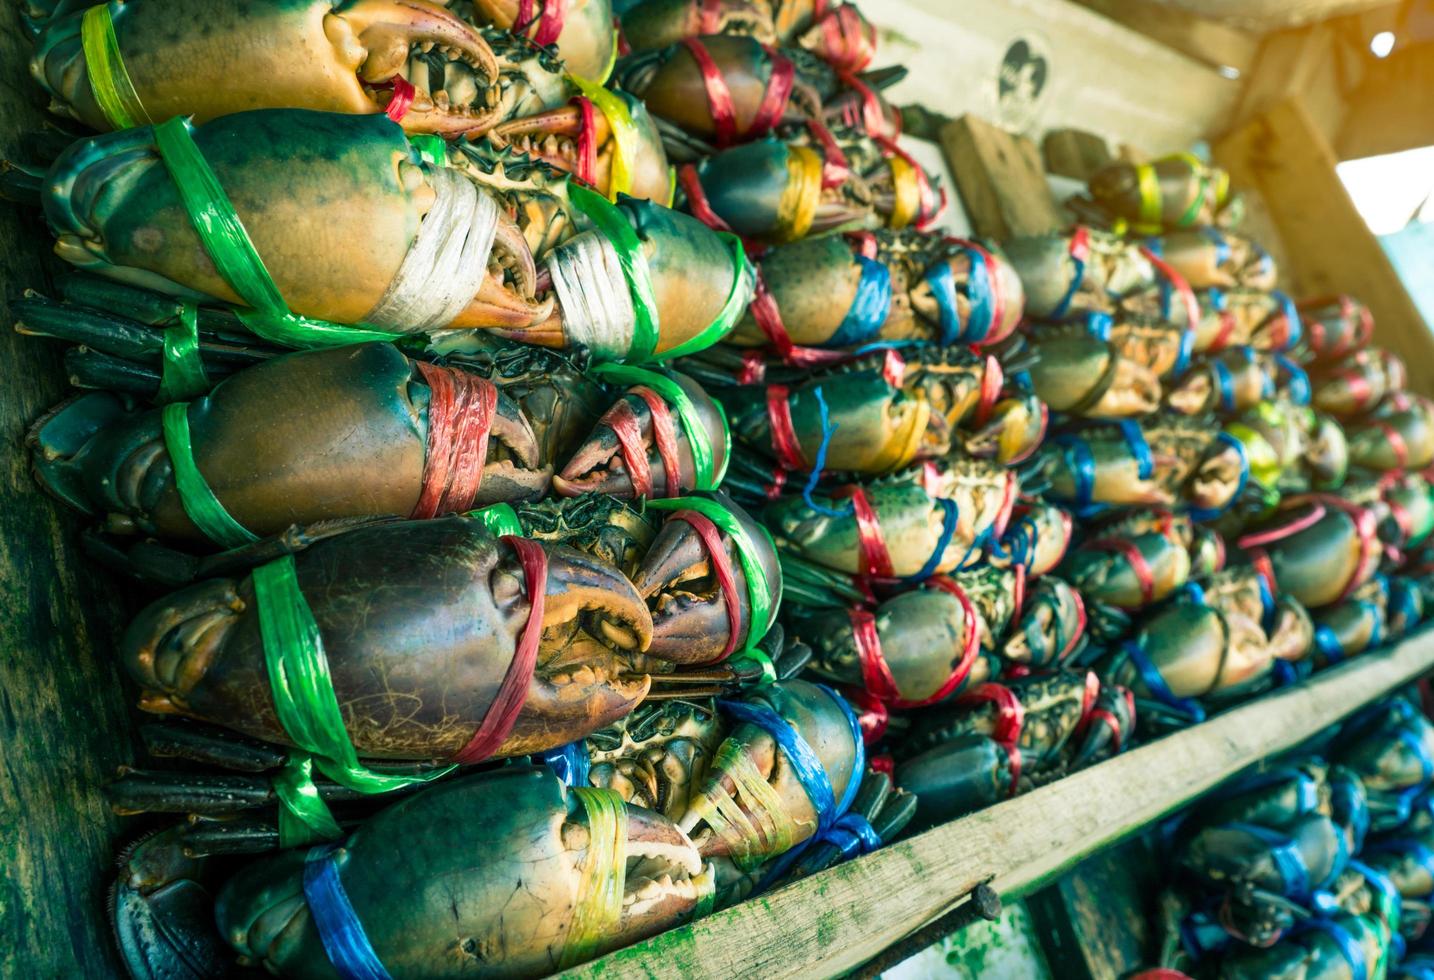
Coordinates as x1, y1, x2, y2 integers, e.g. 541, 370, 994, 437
1174, 317, 1195, 375
1276, 354, 1311, 405
924, 260, 961, 345
1117, 421, 1154, 479
1200, 226, 1232, 267
1349, 859, 1400, 930
907, 497, 960, 583
829, 255, 893, 347
959, 245, 995, 343
540, 741, 592, 787
304, 845, 393, 980
1315, 625, 1345, 664
1272, 290, 1302, 350
1222, 767, 1320, 815
1213, 359, 1236, 412
715, 700, 836, 836
800, 386, 850, 519
1401, 726, 1434, 783
1056, 435, 1097, 508
1083, 311, 1113, 342
1123, 641, 1206, 722
1332, 775, 1370, 852
1049, 248, 1088, 321
1223, 821, 1310, 900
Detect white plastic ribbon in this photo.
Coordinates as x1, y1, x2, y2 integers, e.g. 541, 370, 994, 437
545, 230, 635, 359
364, 167, 498, 331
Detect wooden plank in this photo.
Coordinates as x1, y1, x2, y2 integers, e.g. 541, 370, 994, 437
0, 4, 138, 976
1042, 128, 1113, 182
1154, 0, 1399, 32
1214, 98, 1434, 396
863, 0, 1242, 154
1069, 0, 1259, 76
569, 630, 1434, 980
1337, 42, 1434, 160
940, 113, 1064, 241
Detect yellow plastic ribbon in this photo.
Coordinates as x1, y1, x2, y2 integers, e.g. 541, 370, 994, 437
691, 739, 797, 870
81, 2, 150, 129
1135, 162, 1163, 231
568, 76, 637, 200
560, 787, 628, 968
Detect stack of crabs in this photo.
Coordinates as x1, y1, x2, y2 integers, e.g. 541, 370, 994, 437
1136, 695, 1434, 979
4, 0, 1433, 977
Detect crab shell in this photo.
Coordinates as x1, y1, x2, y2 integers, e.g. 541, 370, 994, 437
29, 344, 550, 541
554, 370, 730, 498
1221, 913, 1387, 980
894, 734, 1011, 829
680, 680, 859, 862
620, 0, 779, 51
215, 766, 710, 977
120, 518, 656, 759
1335, 702, 1434, 794
1181, 812, 1347, 902
452, 0, 615, 81
32, 0, 561, 137
486, 88, 673, 202
1255, 501, 1378, 609
1023, 325, 1162, 418
1149, 229, 1277, 291
1003, 230, 1155, 321
1311, 592, 1386, 666
630, 493, 783, 664
1088, 156, 1228, 229
1165, 347, 1278, 417
720, 372, 944, 475
1347, 394, 1434, 472
1190, 288, 1298, 355
1061, 525, 1192, 611
765, 482, 994, 578
1299, 296, 1375, 365
1313, 349, 1408, 418
1000, 576, 1088, 667
794, 587, 979, 703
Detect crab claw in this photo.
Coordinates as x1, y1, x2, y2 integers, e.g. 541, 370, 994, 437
553, 373, 728, 499
630, 495, 781, 665
680, 681, 859, 863
471, 0, 617, 82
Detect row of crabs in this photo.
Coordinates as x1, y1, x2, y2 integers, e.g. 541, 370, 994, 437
1122, 696, 1434, 980
7, 0, 1434, 977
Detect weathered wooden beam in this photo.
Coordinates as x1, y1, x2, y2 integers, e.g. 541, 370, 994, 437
1042, 128, 1113, 182
1337, 41, 1434, 160
1214, 97, 1434, 395
0, 2, 138, 975
568, 630, 1434, 980
939, 113, 1064, 241
1225, 22, 1363, 143
1069, 0, 1259, 76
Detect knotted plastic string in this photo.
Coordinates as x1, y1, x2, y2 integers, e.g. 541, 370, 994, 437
647, 496, 779, 645
695, 735, 797, 866
681, 38, 793, 146
559, 787, 628, 969
81, 3, 151, 129
568, 77, 638, 199
413, 362, 497, 519
255, 554, 457, 793
161, 402, 258, 548
1049, 227, 1091, 321
383, 74, 415, 122
1083, 536, 1157, 606
304, 844, 393, 980
274, 751, 344, 848
157, 304, 210, 402
849, 575, 978, 707
450, 536, 548, 764
590, 364, 731, 490
150, 117, 401, 349
514, 0, 565, 47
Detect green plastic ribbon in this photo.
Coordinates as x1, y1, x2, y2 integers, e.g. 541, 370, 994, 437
254, 555, 456, 794
646, 496, 779, 641
156, 304, 210, 402
567, 182, 659, 362
559, 786, 628, 968
150, 117, 401, 350
467, 502, 524, 538
81, 3, 150, 129
568, 76, 636, 200
161, 401, 258, 548
274, 751, 344, 848
731, 646, 777, 686
589, 364, 730, 490
652, 231, 753, 361
408, 134, 447, 168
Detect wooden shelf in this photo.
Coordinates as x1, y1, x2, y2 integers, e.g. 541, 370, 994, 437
567, 630, 1434, 979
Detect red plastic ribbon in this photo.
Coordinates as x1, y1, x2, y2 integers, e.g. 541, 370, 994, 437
881, 348, 906, 388
819, 4, 875, 72
867, 751, 894, 775
1380, 422, 1410, 470
413, 362, 496, 519
603, 397, 655, 498
385, 74, 415, 123
678, 163, 737, 234
976, 353, 1003, 426
1061, 587, 1087, 661
1250, 550, 1277, 599
635, 387, 683, 497
1209, 307, 1237, 352
682, 38, 793, 146
839, 71, 891, 138
515, 0, 565, 46
1236, 503, 1326, 550
835, 485, 894, 578
749, 268, 850, 367
738, 349, 767, 385
1139, 245, 1200, 333
451, 536, 547, 763
1338, 368, 1373, 412
764, 465, 787, 501
955, 682, 1024, 796
994, 469, 1018, 538
1068, 225, 1091, 264
667, 509, 742, 661
849, 607, 901, 702
570, 95, 598, 188
804, 117, 850, 189
698, 0, 724, 34
874, 134, 943, 229
765, 384, 808, 470
1071, 670, 1101, 740
1011, 561, 1027, 618
1083, 537, 1156, 606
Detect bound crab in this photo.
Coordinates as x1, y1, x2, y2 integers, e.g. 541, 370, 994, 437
1145, 228, 1277, 292
1084, 153, 1233, 234
1095, 566, 1314, 731
894, 670, 1135, 828
39, 108, 751, 358
1190, 287, 1302, 356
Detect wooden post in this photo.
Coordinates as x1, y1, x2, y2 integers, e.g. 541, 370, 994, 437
940, 114, 1065, 241
0, 3, 136, 975
1337, 42, 1434, 160
1042, 128, 1114, 182
569, 632, 1434, 980
1214, 97, 1434, 395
